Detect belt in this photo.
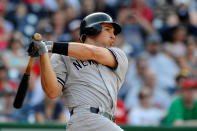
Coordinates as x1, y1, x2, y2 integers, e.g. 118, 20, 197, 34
70, 107, 116, 122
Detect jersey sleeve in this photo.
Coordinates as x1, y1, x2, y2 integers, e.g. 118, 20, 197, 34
108, 47, 128, 83
50, 54, 67, 87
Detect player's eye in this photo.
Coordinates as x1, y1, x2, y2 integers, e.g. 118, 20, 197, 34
105, 28, 110, 31
105, 28, 111, 33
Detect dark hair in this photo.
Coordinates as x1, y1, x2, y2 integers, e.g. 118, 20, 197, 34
138, 88, 152, 99
0, 61, 6, 70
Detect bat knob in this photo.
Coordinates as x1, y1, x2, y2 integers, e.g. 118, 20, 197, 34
33, 33, 42, 41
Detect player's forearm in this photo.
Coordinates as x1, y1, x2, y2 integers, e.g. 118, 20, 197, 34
68, 42, 98, 60
48, 41, 116, 67
48, 41, 96, 60
40, 53, 62, 98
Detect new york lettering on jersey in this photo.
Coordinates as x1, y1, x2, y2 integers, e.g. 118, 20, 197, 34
72, 60, 98, 70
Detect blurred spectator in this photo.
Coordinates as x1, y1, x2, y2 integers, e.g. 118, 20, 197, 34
117, 5, 154, 56
174, 0, 190, 25
164, 78, 197, 126
143, 33, 180, 93
153, 0, 176, 22
125, 69, 171, 111
188, 11, 197, 37
0, 0, 13, 50
66, 0, 81, 12
14, 3, 36, 37
1, 34, 28, 81
175, 69, 190, 90
114, 33, 133, 57
35, 18, 55, 41
184, 36, 197, 77
24, 0, 45, 18
0, 62, 18, 122
175, 57, 191, 77
115, 98, 128, 124
165, 25, 187, 58
131, 0, 154, 23
43, 0, 59, 12
79, 0, 96, 19
34, 96, 65, 123
65, 5, 78, 22
0, 86, 17, 122
52, 0, 68, 10
0, 62, 17, 91
119, 54, 149, 100
68, 19, 81, 42
128, 87, 164, 126
95, 0, 116, 19
50, 10, 69, 41
173, 36, 197, 77
159, 13, 180, 42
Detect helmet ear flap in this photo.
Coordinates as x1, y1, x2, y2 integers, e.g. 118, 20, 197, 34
80, 34, 86, 43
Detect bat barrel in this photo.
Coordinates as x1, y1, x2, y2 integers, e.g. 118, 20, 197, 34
13, 74, 30, 108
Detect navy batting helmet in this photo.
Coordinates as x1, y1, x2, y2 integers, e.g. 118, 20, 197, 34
80, 12, 121, 42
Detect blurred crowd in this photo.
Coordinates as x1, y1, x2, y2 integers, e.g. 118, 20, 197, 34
0, 0, 197, 126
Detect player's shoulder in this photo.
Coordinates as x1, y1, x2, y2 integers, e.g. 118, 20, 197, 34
108, 47, 125, 53
108, 47, 128, 75
108, 47, 128, 59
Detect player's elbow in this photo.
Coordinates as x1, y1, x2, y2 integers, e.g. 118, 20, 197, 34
91, 47, 116, 67
45, 88, 60, 99
46, 93, 59, 99
45, 83, 62, 99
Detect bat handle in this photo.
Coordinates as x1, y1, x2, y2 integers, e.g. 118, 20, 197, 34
25, 57, 33, 75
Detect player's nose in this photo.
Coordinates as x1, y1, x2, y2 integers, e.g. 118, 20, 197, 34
111, 32, 115, 39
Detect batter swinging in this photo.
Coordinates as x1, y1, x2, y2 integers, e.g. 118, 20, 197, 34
28, 12, 128, 131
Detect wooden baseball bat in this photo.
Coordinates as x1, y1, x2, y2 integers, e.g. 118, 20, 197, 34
13, 33, 42, 109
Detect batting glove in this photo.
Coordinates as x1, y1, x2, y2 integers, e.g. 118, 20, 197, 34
28, 39, 48, 57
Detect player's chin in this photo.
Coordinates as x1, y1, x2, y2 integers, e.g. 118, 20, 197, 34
105, 41, 113, 47
109, 41, 115, 46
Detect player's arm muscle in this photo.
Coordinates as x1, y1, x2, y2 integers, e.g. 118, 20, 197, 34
68, 42, 116, 68
40, 53, 63, 99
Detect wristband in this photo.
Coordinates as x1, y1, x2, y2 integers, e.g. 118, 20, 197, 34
52, 42, 69, 56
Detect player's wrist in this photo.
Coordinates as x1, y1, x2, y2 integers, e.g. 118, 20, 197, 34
51, 42, 69, 56
45, 41, 54, 52
39, 41, 48, 56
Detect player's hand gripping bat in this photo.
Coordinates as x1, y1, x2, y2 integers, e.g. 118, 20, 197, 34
13, 33, 42, 109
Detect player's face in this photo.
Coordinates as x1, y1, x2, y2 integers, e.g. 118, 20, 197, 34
94, 23, 115, 47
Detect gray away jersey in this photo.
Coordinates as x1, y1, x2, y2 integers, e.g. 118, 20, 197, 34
50, 47, 128, 115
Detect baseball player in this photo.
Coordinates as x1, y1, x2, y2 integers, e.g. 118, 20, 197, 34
28, 12, 128, 131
